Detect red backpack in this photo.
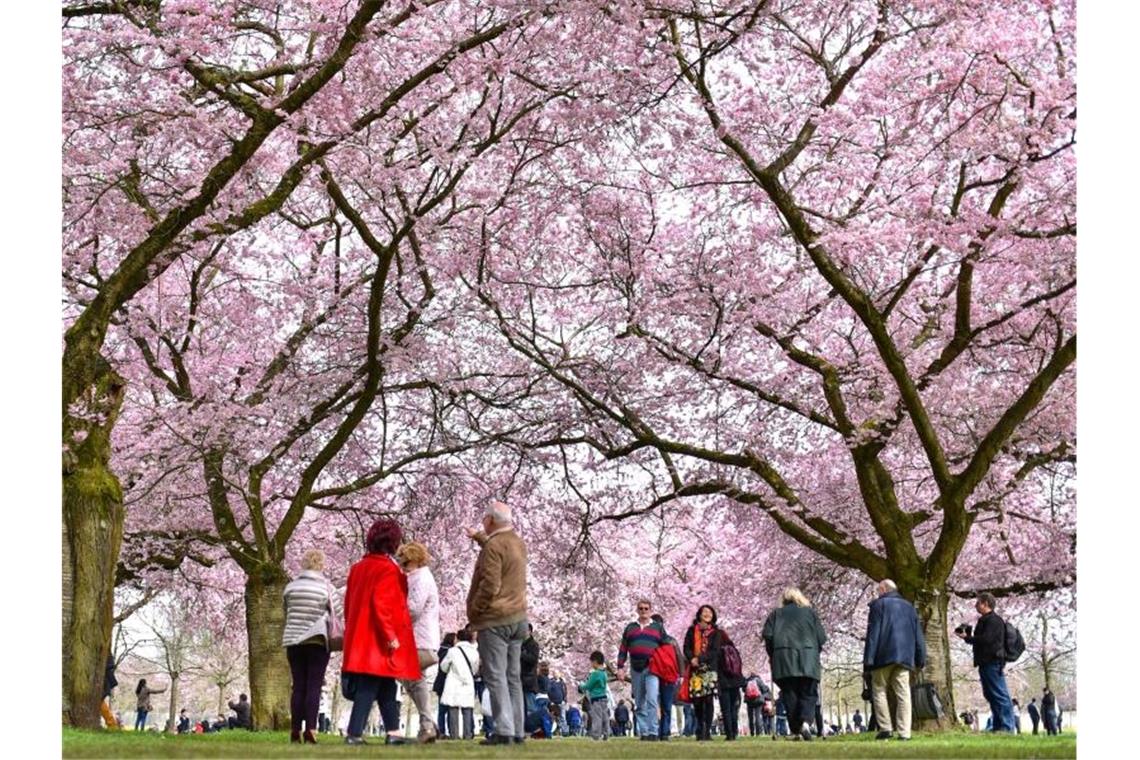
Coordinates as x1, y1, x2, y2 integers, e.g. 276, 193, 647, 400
649, 642, 680, 683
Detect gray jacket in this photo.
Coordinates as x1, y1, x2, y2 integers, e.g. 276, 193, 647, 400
282, 570, 337, 647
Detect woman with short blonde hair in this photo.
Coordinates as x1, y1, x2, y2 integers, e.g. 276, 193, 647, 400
282, 548, 338, 744
781, 587, 811, 608
397, 540, 442, 742
762, 586, 827, 741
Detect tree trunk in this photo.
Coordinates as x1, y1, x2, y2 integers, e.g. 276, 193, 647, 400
913, 585, 958, 728
245, 568, 291, 730
62, 357, 126, 727
166, 673, 180, 733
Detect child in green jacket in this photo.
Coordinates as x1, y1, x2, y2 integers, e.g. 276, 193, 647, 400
579, 651, 609, 740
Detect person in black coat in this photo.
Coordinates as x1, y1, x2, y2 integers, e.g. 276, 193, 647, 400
521, 624, 541, 715
1041, 688, 1058, 735
434, 632, 456, 738
715, 629, 744, 741
101, 654, 120, 730
956, 593, 1015, 733
1026, 697, 1040, 734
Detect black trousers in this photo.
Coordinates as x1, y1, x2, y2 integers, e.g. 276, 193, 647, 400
347, 674, 400, 737
775, 677, 818, 734
718, 688, 741, 739
693, 695, 715, 738
287, 644, 330, 733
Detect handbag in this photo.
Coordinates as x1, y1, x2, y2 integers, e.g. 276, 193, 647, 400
677, 664, 692, 703
325, 583, 344, 652
341, 673, 357, 701
911, 672, 945, 721
418, 649, 439, 669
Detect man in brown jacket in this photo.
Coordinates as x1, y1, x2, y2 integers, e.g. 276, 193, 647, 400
466, 499, 529, 745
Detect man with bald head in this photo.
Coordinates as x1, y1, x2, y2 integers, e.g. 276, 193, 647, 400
466, 499, 529, 745
863, 579, 926, 741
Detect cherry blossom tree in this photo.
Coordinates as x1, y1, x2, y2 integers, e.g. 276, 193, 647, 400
62, 0, 592, 726
471, 0, 1075, 720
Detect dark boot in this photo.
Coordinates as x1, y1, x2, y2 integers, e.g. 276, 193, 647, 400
303, 730, 317, 744
290, 730, 301, 743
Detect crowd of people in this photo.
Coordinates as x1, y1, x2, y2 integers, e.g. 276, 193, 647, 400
99, 498, 1069, 743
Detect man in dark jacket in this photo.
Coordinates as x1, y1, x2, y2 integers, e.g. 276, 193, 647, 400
227, 694, 252, 729
1026, 697, 1040, 734
1041, 688, 1058, 735
955, 592, 1014, 732
864, 579, 927, 741
521, 624, 541, 716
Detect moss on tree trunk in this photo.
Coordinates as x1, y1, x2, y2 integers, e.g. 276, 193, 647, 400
912, 585, 957, 729
244, 569, 291, 730
62, 357, 125, 728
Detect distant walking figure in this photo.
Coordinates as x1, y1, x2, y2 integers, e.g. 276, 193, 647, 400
134, 678, 166, 732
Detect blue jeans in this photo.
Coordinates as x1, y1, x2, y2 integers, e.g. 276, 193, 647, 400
535, 696, 552, 737
658, 679, 676, 737
682, 703, 695, 735
630, 668, 660, 737
134, 709, 148, 732
437, 702, 449, 737
979, 662, 1015, 732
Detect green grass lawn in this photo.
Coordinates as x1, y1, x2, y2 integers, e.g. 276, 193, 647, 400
63, 728, 1076, 759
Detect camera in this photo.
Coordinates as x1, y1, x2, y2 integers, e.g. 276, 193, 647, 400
954, 623, 973, 636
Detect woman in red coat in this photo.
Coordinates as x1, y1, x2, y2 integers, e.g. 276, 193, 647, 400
343, 518, 421, 745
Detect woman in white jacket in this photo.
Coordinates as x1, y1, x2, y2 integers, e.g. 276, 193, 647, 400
440, 628, 480, 739
397, 541, 442, 742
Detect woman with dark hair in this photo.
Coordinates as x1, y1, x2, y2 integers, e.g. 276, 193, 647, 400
682, 605, 721, 741
761, 587, 827, 742
134, 678, 166, 732
434, 632, 458, 738
440, 627, 481, 739
341, 518, 421, 745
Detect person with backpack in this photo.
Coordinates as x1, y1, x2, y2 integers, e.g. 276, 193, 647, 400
682, 604, 724, 741
647, 614, 681, 739
762, 587, 827, 742
955, 592, 1016, 733
863, 579, 927, 741
716, 629, 745, 740
743, 672, 772, 737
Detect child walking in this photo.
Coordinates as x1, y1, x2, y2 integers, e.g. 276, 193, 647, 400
579, 651, 609, 741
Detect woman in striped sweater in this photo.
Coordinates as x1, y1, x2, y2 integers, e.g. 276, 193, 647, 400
282, 549, 339, 744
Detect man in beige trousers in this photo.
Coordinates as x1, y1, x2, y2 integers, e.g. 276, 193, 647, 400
863, 579, 927, 741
